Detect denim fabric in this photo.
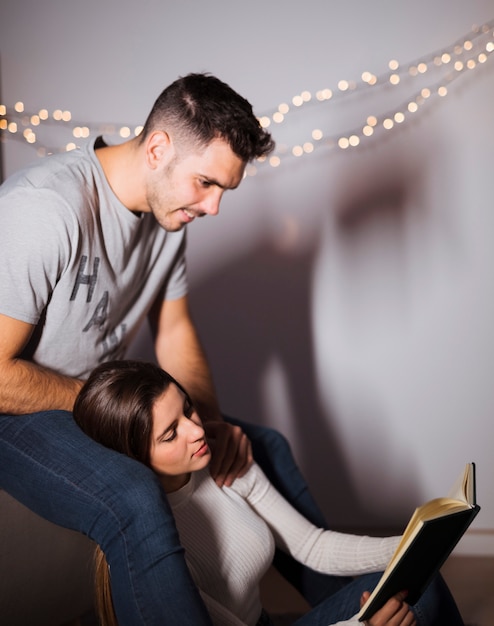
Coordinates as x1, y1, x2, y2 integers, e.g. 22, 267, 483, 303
0, 411, 464, 626
0, 410, 342, 624
0, 410, 211, 626
292, 571, 465, 625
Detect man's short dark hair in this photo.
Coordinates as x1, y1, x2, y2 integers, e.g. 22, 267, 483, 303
140, 73, 275, 162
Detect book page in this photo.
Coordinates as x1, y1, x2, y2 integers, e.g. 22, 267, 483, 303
447, 463, 475, 504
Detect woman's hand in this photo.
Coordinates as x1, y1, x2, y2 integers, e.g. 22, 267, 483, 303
361, 591, 416, 626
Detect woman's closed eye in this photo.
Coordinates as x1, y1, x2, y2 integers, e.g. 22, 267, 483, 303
160, 422, 178, 443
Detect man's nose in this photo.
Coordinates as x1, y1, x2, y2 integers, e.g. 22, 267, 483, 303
199, 190, 222, 216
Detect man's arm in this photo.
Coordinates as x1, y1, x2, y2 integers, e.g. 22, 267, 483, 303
0, 313, 83, 414
150, 295, 252, 486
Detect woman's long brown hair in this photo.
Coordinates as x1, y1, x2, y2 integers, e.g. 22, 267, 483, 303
73, 360, 189, 626
94, 546, 117, 626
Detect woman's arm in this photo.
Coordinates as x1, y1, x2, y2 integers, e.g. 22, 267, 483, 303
231, 463, 400, 576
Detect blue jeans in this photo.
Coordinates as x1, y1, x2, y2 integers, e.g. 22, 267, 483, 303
0, 411, 463, 625
293, 572, 464, 625
0, 410, 348, 625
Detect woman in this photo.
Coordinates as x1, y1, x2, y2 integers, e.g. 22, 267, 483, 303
73, 360, 464, 626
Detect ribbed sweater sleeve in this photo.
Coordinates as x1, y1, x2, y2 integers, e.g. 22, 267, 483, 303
231, 463, 400, 577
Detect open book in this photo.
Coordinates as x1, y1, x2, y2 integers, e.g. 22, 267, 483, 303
358, 462, 480, 622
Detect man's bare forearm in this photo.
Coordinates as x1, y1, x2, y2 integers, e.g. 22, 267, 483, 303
159, 338, 223, 423
0, 358, 84, 415
155, 321, 222, 422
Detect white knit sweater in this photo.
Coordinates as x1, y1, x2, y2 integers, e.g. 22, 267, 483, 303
167, 463, 399, 626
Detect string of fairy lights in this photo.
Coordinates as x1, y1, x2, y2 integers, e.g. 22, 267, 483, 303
1, 19, 493, 175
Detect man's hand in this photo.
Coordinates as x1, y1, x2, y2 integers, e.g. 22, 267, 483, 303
203, 420, 253, 487
361, 591, 416, 626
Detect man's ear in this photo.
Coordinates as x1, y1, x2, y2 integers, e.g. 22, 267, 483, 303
145, 130, 174, 169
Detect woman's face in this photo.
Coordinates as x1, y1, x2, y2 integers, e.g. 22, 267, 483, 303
149, 383, 211, 492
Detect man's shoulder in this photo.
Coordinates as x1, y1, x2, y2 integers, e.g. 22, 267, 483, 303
0, 143, 102, 227
1, 142, 96, 201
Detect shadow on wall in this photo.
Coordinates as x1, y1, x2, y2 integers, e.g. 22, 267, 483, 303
189, 124, 452, 530
312, 122, 460, 527
129, 115, 456, 532
188, 242, 367, 530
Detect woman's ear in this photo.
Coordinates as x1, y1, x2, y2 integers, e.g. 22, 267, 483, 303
145, 130, 175, 170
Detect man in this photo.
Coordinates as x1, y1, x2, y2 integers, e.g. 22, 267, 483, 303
0, 74, 343, 625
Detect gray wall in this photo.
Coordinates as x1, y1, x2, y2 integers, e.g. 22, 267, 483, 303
1, 0, 493, 545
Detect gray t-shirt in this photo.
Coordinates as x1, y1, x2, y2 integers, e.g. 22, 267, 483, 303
0, 138, 187, 378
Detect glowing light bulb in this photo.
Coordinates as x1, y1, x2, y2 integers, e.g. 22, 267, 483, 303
4, 18, 493, 167
316, 88, 332, 100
